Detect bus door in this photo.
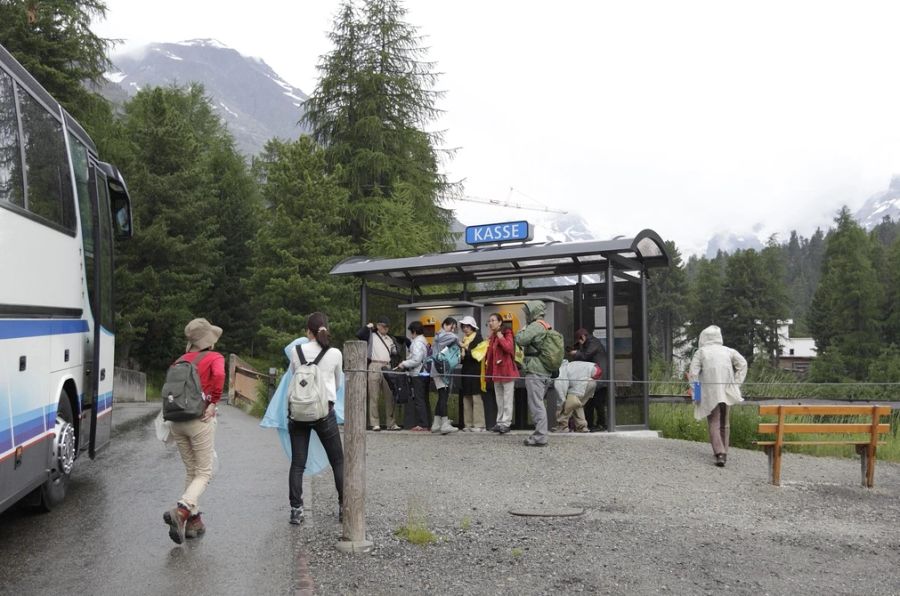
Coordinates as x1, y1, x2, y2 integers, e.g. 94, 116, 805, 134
85, 162, 116, 457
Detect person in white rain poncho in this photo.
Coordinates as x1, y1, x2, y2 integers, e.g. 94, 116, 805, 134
688, 325, 748, 467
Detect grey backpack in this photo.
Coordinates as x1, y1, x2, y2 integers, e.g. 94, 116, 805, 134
162, 352, 210, 421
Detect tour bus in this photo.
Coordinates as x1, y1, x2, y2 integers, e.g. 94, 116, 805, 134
0, 43, 132, 514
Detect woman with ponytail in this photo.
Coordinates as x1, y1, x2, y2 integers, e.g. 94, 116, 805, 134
285, 312, 345, 525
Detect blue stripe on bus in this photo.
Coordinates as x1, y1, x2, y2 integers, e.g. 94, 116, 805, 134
0, 319, 89, 339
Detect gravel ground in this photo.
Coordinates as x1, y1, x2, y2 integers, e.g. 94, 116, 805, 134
295, 429, 900, 595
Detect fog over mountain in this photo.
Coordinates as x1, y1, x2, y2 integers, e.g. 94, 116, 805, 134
101, 39, 897, 256
855, 176, 900, 229
104, 39, 310, 156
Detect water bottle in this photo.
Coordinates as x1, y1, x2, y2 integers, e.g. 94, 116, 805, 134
691, 381, 701, 403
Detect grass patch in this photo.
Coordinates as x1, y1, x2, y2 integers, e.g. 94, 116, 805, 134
511, 547, 524, 558
460, 515, 472, 531
395, 500, 436, 546
650, 402, 900, 461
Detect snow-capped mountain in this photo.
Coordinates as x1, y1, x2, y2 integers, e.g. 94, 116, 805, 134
103, 39, 310, 156
855, 175, 900, 229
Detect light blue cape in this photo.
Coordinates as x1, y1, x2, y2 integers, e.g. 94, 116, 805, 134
259, 337, 345, 476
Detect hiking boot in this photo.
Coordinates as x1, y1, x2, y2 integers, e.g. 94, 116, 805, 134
440, 417, 458, 435
163, 504, 191, 544
715, 454, 726, 467
575, 427, 590, 433
185, 513, 206, 539
289, 506, 304, 525
497, 426, 510, 434
431, 416, 442, 433
551, 425, 570, 433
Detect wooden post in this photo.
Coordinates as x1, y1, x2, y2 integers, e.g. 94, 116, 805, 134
772, 406, 785, 486
866, 406, 879, 488
336, 340, 374, 554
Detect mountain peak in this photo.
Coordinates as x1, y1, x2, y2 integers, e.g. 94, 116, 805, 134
104, 40, 311, 155
176, 38, 231, 50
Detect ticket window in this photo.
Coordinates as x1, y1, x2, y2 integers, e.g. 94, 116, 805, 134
400, 303, 483, 347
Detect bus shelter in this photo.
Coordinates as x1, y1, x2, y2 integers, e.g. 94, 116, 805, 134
330, 229, 670, 431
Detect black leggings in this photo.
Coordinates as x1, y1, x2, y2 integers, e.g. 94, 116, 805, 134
435, 386, 449, 416
288, 410, 344, 508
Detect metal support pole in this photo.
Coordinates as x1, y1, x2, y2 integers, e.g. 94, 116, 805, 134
640, 269, 650, 429
336, 340, 374, 554
574, 276, 584, 332
605, 261, 616, 431
359, 281, 368, 327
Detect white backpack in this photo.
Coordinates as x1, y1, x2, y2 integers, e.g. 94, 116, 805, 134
288, 344, 331, 422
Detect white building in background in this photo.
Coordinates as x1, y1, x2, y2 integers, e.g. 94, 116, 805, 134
672, 320, 817, 376
776, 320, 817, 375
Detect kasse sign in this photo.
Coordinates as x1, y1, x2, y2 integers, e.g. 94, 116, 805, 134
465, 221, 533, 246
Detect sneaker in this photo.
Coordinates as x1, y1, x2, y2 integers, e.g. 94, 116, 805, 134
523, 438, 548, 447
185, 513, 206, 539
575, 427, 590, 433
462, 426, 474, 432
372, 426, 381, 432
289, 506, 304, 525
410, 426, 428, 432
715, 454, 726, 467
473, 427, 486, 432
497, 426, 510, 434
387, 424, 402, 431
163, 504, 191, 544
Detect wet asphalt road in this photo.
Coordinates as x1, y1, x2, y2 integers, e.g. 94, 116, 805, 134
0, 404, 310, 596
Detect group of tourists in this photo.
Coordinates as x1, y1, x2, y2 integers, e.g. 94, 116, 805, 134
158, 306, 747, 544
360, 300, 608, 447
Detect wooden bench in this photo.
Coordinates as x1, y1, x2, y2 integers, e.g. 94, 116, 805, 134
755, 405, 891, 487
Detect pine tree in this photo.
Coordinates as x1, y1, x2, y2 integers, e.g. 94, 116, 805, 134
0, 0, 112, 124
809, 207, 882, 380
248, 137, 356, 359
303, 0, 453, 254
114, 85, 239, 370
647, 240, 688, 362
685, 257, 725, 341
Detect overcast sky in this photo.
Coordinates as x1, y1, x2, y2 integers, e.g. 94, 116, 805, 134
92, 1, 900, 256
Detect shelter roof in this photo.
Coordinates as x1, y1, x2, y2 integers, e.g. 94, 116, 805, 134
330, 229, 670, 289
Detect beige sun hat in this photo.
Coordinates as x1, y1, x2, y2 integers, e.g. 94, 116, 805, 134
184, 318, 223, 351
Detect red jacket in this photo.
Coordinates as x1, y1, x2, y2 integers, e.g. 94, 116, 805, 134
178, 350, 226, 404
485, 328, 519, 382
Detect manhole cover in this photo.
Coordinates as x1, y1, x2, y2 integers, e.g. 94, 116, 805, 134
508, 507, 585, 517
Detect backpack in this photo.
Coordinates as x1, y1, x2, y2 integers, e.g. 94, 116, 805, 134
381, 366, 411, 404
538, 326, 565, 373
162, 352, 210, 422
288, 344, 331, 422
433, 343, 461, 377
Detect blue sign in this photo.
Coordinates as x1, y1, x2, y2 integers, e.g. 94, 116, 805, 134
465, 221, 533, 246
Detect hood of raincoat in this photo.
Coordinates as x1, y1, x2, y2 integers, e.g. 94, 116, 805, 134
698, 325, 723, 348
523, 300, 546, 323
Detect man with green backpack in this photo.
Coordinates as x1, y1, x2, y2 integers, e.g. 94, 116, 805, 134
515, 301, 564, 447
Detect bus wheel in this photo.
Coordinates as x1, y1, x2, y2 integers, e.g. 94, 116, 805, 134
39, 394, 77, 511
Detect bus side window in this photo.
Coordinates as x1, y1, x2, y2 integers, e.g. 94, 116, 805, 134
0, 69, 24, 207
16, 83, 75, 231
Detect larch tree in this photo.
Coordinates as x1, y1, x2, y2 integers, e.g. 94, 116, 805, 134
808, 207, 882, 380
302, 0, 453, 255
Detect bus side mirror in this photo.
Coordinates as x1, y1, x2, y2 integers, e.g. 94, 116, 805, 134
110, 189, 133, 239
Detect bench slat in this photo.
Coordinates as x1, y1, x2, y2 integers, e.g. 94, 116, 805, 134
755, 440, 886, 446
758, 405, 892, 416
757, 422, 890, 435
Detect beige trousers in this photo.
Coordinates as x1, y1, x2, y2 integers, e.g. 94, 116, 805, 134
556, 394, 589, 431
463, 394, 484, 429
367, 361, 396, 427
494, 381, 515, 428
170, 417, 216, 515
